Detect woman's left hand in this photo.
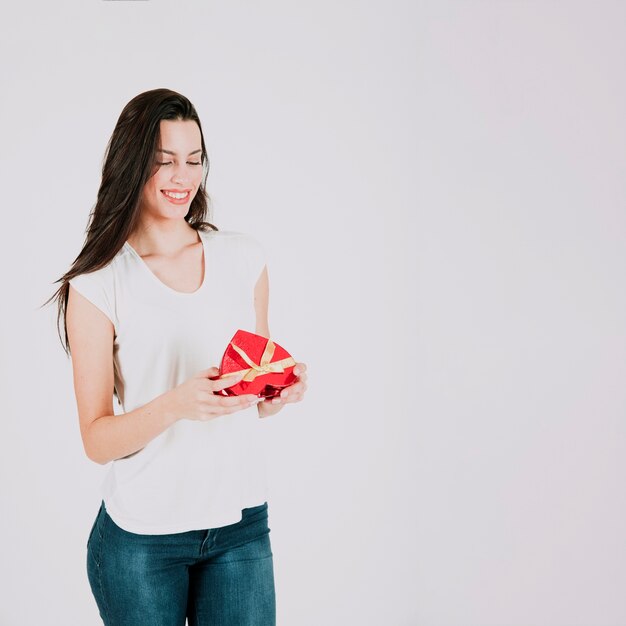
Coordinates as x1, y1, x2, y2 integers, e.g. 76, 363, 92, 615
258, 362, 308, 417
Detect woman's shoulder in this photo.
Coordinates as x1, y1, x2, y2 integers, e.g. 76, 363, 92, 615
202, 228, 255, 240
68, 259, 119, 328
70, 245, 129, 283
203, 229, 267, 275
202, 228, 264, 250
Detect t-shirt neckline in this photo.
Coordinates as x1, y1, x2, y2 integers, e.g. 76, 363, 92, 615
123, 229, 208, 296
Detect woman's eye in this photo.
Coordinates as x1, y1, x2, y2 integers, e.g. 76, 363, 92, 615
156, 161, 201, 166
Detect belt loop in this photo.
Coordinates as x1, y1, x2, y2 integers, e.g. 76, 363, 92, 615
200, 528, 216, 555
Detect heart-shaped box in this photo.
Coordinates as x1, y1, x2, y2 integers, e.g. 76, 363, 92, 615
214, 329, 297, 399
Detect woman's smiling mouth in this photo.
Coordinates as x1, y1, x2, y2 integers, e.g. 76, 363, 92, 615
161, 189, 191, 204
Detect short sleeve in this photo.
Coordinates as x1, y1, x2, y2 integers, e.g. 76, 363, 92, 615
69, 267, 117, 330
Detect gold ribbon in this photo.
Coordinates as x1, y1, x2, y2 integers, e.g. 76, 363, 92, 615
218, 338, 296, 383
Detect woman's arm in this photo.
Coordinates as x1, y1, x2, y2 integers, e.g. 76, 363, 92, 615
254, 265, 284, 418
67, 285, 179, 464
253, 265, 307, 417
68, 286, 255, 463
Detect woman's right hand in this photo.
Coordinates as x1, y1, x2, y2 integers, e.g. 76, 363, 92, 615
165, 367, 261, 422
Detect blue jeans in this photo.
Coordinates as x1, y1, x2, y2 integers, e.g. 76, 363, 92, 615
86, 500, 276, 625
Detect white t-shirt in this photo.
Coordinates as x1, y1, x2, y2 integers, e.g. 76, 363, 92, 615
69, 228, 271, 534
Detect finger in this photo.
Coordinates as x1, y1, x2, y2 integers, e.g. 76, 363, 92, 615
282, 381, 305, 396
210, 393, 260, 407
278, 394, 299, 404
284, 390, 305, 403
209, 372, 247, 391
278, 384, 306, 403
284, 375, 305, 390
197, 366, 220, 379
218, 405, 247, 416
207, 396, 260, 416
293, 372, 307, 384
293, 362, 307, 376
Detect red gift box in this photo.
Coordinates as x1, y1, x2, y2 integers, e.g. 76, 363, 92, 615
214, 329, 297, 399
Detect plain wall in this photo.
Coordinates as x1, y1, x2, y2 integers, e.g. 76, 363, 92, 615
1, 1, 624, 624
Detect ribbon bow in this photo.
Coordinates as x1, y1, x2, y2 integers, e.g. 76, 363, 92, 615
219, 338, 296, 383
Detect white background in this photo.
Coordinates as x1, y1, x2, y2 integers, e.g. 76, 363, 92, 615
1, 1, 625, 625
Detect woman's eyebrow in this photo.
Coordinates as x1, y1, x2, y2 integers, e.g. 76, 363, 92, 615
157, 149, 202, 156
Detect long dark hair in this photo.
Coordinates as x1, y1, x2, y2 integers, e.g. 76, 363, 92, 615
42, 88, 218, 359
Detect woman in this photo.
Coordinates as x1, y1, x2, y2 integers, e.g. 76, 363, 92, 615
46, 88, 307, 625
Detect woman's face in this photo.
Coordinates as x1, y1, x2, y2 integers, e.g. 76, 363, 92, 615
140, 119, 204, 221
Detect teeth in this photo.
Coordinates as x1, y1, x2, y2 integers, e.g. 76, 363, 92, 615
163, 191, 189, 199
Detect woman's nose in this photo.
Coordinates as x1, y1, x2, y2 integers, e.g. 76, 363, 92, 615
171, 164, 190, 184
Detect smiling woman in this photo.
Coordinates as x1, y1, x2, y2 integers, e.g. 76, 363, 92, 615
126, 119, 207, 249
153, 144, 203, 205
42, 87, 307, 626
